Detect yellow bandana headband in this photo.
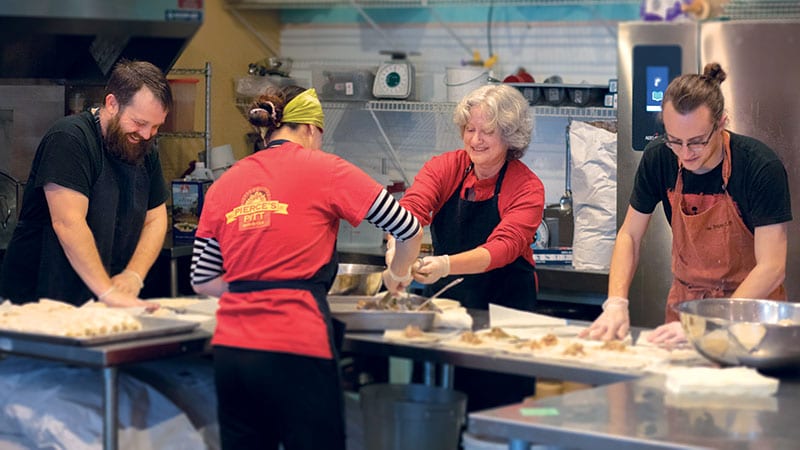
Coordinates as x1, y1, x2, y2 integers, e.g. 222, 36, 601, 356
282, 88, 325, 130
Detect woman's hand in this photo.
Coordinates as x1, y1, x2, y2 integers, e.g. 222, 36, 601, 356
646, 321, 687, 346
413, 255, 450, 284
382, 266, 412, 295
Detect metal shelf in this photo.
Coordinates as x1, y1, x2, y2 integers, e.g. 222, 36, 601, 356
723, 0, 800, 19
323, 100, 616, 120
157, 131, 208, 139
159, 62, 212, 165
227, 0, 640, 9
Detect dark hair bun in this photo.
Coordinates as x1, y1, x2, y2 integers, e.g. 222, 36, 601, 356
249, 96, 282, 128
702, 62, 727, 85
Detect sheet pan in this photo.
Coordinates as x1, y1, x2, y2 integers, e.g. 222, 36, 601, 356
0, 316, 200, 347
328, 296, 435, 331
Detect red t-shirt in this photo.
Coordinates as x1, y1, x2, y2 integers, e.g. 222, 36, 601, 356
399, 150, 544, 270
196, 141, 383, 359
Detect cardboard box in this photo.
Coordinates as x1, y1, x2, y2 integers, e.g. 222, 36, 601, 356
171, 180, 212, 245
533, 247, 573, 265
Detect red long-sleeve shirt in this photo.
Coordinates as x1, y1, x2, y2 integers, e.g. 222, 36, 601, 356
400, 149, 545, 270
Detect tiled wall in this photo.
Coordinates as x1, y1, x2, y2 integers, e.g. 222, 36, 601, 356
279, 17, 624, 204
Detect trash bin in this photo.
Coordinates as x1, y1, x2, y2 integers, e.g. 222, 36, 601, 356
360, 383, 467, 450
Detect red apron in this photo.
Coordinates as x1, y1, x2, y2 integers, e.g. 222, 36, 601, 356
665, 131, 785, 322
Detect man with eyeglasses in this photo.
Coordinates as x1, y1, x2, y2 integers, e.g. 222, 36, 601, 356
581, 63, 791, 345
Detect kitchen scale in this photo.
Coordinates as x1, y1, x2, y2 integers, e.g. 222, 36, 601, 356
372, 51, 417, 100
533, 220, 550, 249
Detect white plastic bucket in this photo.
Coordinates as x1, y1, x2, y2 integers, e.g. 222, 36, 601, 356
444, 66, 489, 102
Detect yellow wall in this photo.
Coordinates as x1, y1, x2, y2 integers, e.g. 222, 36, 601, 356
158, 2, 280, 181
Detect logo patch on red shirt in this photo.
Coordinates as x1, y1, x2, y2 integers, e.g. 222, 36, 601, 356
225, 187, 288, 229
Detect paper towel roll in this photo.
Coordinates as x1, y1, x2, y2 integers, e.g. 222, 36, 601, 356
209, 144, 236, 179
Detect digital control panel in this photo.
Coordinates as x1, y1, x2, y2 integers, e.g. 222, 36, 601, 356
632, 45, 682, 150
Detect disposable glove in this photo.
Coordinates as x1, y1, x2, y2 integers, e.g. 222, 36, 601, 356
111, 269, 144, 296
579, 296, 630, 341
382, 266, 413, 295
647, 321, 687, 346
413, 255, 450, 284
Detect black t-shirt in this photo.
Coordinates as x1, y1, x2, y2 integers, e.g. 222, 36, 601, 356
630, 131, 792, 232
0, 111, 168, 303
18, 111, 167, 224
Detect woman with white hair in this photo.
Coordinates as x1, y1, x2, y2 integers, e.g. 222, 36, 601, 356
389, 83, 545, 411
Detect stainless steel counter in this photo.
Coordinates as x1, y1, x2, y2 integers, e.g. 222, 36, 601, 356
343, 311, 640, 386
0, 329, 211, 450
469, 374, 800, 449
343, 309, 800, 449
344, 332, 638, 386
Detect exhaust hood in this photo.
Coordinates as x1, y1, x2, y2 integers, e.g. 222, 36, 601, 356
0, 0, 203, 81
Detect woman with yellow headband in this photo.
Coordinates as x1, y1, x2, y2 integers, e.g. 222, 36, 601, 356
191, 85, 423, 450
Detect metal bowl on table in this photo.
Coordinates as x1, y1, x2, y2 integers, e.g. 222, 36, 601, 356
675, 298, 800, 370
328, 263, 385, 296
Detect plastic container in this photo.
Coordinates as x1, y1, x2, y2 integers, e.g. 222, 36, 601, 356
541, 85, 565, 106
444, 66, 490, 102
313, 66, 376, 101
164, 78, 198, 132
507, 83, 541, 106
360, 383, 467, 450
186, 161, 214, 181
208, 144, 236, 179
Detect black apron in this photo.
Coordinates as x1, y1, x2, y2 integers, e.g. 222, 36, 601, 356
423, 161, 538, 411
227, 252, 343, 362
3, 111, 149, 305
425, 162, 537, 311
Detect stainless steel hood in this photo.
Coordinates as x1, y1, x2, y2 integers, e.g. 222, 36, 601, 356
0, 0, 203, 81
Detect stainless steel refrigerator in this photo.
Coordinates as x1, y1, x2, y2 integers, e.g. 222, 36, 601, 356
617, 20, 800, 327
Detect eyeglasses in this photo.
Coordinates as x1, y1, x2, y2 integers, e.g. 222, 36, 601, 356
664, 123, 717, 152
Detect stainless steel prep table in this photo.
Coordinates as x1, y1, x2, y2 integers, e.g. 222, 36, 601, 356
342, 310, 641, 386
0, 328, 211, 450
469, 374, 800, 449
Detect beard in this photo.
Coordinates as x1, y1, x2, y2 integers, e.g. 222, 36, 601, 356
104, 114, 153, 165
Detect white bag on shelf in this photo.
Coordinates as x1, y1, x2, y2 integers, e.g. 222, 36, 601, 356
568, 120, 617, 271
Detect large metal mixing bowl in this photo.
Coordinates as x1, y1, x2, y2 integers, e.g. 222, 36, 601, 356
328, 263, 385, 296
675, 298, 800, 370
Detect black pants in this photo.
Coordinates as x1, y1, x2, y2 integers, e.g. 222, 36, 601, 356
214, 345, 346, 450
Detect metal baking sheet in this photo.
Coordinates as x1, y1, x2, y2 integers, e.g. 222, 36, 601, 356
328, 296, 435, 331
0, 316, 200, 347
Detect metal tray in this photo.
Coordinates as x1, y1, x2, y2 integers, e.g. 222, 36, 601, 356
0, 316, 200, 347
328, 296, 435, 331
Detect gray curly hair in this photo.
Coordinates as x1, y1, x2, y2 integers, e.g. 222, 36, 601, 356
452, 84, 533, 161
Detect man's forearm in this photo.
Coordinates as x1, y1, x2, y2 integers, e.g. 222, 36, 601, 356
607, 233, 639, 299
124, 204, 168, 280
53, 220, 114, 297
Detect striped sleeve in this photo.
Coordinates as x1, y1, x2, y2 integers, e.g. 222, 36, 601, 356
364, 189, 420, 241
190, 236, 224, 285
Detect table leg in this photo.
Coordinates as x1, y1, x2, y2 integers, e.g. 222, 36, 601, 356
509, 439, 530, 450
440, 363, 454, 389
170, 258, 179, 297
103, 367, 118, 450
423, 361, 436, 386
